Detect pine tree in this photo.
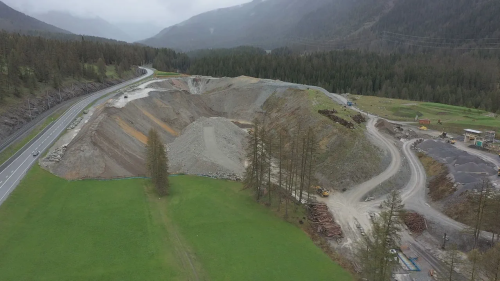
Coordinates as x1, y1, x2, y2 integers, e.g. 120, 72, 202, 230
357, 189, 405, 281
146, 128, 169, 196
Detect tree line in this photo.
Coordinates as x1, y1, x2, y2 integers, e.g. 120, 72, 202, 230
243, 116, 317, 217
186, 47, 500, 113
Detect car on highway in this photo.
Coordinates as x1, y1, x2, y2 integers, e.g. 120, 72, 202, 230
32, 151, 40, 157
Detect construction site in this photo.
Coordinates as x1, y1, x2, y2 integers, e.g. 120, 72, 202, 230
38, 75, 500, 281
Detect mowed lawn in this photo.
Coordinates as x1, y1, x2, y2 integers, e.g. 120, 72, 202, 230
166, 176, 352, 281
0, 166, 351, 281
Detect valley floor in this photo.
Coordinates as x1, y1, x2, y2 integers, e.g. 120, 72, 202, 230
0, 165, 351, 281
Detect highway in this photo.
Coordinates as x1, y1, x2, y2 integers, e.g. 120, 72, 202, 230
0, 67, 154, 205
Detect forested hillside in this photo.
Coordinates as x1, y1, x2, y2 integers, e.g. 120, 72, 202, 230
0, 31, 188, 103
187, 48, 500, 113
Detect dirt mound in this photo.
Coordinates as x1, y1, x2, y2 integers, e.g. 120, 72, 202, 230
168, 117, 247, 180
44, 76, 383, 185
428, 172, 456, 201
375, 119, 395, 136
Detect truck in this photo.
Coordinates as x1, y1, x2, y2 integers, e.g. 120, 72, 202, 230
347, 101, 353, 106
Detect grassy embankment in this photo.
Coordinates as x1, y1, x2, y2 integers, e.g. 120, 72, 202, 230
0, 166, 351, 281
154, 70, 183, 78
306, 89, 383, 184
353, 95, 500, 136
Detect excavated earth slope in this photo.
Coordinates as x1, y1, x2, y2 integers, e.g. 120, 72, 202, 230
42, 76, 383, 188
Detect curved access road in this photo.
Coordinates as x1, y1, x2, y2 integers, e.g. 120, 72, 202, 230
0, 67, 154, 205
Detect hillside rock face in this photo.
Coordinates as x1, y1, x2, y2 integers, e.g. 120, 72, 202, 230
44, 76, 384, 189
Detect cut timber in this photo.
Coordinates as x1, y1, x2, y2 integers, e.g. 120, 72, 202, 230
404, 212, 427, 234
308, 202, 343, 238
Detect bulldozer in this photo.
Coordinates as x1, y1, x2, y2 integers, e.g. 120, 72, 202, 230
446, 137, 456, 144
419, 126, 428, 131
315, 186, 330, 197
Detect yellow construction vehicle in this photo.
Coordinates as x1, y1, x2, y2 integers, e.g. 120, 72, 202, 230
315, 186, 330, 197
419, 126, 428, 131
446, 137, 456, 144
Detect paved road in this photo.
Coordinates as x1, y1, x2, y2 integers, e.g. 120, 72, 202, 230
0, 67, 154, 205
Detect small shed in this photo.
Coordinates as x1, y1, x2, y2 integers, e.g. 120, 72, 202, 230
419, 119, 431, 125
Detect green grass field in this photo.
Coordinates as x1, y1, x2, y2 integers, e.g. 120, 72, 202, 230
0, 166, 191, 281
0, 166, 351, 280
167, 176, 351, 281
353, 95, 500, 135
155, 70, 181, 77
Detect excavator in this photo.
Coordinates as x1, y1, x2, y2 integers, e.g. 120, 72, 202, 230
314, 186, 330, 197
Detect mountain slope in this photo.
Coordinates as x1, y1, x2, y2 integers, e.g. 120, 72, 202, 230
34, 11, 132, 42
142, 0, 500, 51
373, 0, 500, 39
141, 0, 332, 50
0, 1, 70, 34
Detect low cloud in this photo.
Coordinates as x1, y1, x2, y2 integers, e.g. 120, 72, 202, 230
3, 0, 249, 27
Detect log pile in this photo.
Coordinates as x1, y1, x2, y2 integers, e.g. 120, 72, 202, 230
404, 212, 427, 234
308, 202, 343, 238
352, 114, 366, 124
318, 110, 355, 129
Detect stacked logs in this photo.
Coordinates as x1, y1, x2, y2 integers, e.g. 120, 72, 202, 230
404, 212, 427, 234
318, 110, 355, 129
352, 114, 366, 124
308, 202, 343, 238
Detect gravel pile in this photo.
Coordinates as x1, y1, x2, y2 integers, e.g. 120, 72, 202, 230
67, 117, 83, 130
417, 140, 497, 194
168, 117, 247, 180
43, 145, 67, 163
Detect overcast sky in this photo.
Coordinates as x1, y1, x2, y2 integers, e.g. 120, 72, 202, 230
3, 0, 250, 27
